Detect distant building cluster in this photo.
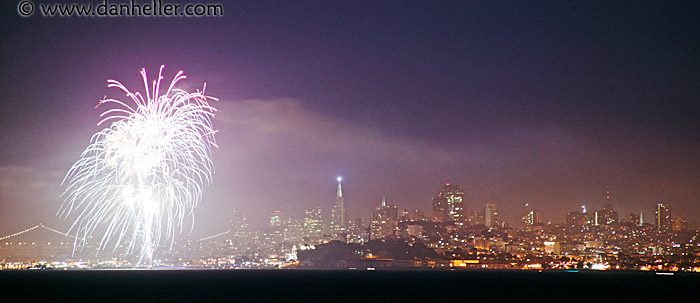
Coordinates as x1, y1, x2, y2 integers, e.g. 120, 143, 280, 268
1, 180, 698, 272
215, 182, 699, 271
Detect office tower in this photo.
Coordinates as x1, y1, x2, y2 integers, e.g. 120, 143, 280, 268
600, 190, 618, 225
431, 182, 466, 226
485, 202, 500, 227
370, 196, 398, 239
399, 209, 411, 222
230, 209, 251, 243
567, 210, 586, 226
347, 217, 367, 243
656, 203, 671, 231
472, 209, 485, 226
330, 177, 347, 238
267, 210, 286, 247
284, 218, 305, 243
432, 193, 447, 223
581, 205, 592, 225
522, 204, 541, 226
270, 210, 285, 228
303, 208, 323, 240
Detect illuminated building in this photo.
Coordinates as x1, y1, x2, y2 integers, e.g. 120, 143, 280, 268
597, 190, 618, 225
330, 177, 347, 238
270, 210, 285, 243
472, 209, 485, 226
399, 209, 411, 222
656, 203, 671, 231
347, 217, 367, 243
284, 218, 305, 243
370, 196, 398, 239
544, 241, 561, 254
485, 202, 500, 227
432, 191, 447, 222
230, 209, 250, 241
270, 210, 285, 228
303, 208, 323, 240
431, 183, 466, 226
566, 210, 587, 226
521, 204, 540, 226
473, 237, 489, 250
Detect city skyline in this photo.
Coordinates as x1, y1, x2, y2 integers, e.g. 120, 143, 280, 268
1, 176, 697, 273
1, 1, 700, 238
250, 178, 695, 234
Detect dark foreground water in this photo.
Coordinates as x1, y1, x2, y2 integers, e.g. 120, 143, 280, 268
1, 269, 697, 302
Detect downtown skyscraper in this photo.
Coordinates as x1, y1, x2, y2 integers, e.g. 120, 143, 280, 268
431, 183, 467, 226
330, 177, 347, 238
370, 196, 398, 239
656, 203, 671, 231
303, 208, 323, 240
522, 204, 541, 226
485, 202, 500, 227
597, 190, 619, 225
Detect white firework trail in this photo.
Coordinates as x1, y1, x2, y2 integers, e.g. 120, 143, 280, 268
59, 66, 217, 265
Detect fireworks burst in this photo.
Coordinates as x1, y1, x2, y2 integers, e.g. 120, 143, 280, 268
60, 66, 217, 264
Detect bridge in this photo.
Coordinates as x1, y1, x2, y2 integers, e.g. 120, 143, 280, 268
0, 223, 76, 242
1, 223, 232, 263
1, 223, 230, 243
0, 223, 79, 263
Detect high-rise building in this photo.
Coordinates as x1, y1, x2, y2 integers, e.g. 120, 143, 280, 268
370, 196, 398, 239
347, 217, 367, 243
432, 194, 447, 223
269, 210, 285, 245
567, 211, 583, 226
485, 202, 500, 227
303, 208, 323, 240
522, 204, 541, 226
330, 177, 347, 238
431, 183, 466, 226
472, 209, 485, 226
656, 203, 671, 231
284, 218, 305, 243
567, 206, 592, 226
582, 205, 592, 225
399, 209, 411, 222
270, 210, 285, 228
230, 209, 251, 243
599, 190, 618, 225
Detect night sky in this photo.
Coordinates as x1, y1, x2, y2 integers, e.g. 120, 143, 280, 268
1, 1, 699, 236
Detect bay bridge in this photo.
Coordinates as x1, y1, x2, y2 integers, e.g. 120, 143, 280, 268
0, 223, 232, 265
